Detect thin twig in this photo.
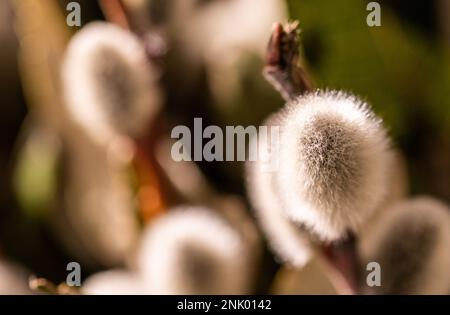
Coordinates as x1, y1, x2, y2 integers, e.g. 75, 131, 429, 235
98, 0, 130, 29
98, 0, 168, 62
320, 233, 362, 295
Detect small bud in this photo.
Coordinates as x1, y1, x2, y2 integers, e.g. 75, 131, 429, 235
138, 207, 251, 294
276, 90, 393, 241
61, 22, 161, 145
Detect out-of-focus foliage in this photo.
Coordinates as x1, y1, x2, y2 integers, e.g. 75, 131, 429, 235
13, 125, 59, 218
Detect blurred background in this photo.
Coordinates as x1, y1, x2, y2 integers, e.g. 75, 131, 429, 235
0, 0, 449, 294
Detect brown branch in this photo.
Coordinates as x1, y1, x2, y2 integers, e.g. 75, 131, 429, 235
98, 0, 167, 68
98, 0, 130, 29
263, 21, 313, 102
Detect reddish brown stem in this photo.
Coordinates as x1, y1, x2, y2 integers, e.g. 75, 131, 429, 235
98, 0, 167, 68
98, 0, 130, 29
133, 142, 166, 223
320, 233, 362, 295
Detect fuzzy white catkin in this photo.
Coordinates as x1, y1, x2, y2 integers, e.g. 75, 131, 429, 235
61, 22, 161, 145
276, 90, 393, 242
137, 207, 251, 294
246, 114, 312, 268
360, 196, 450, 294
83, 269, 146, 295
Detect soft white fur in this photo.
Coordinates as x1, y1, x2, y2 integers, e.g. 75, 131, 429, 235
276, 90, 393, 242
138, 207, 251, 294
61, 22, 161, 145
83, 270, 146, 295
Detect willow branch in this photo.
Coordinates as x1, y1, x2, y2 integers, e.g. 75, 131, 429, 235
264, 21, 362, 295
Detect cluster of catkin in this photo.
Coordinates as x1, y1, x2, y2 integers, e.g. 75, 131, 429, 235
10, 2, 447, 295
